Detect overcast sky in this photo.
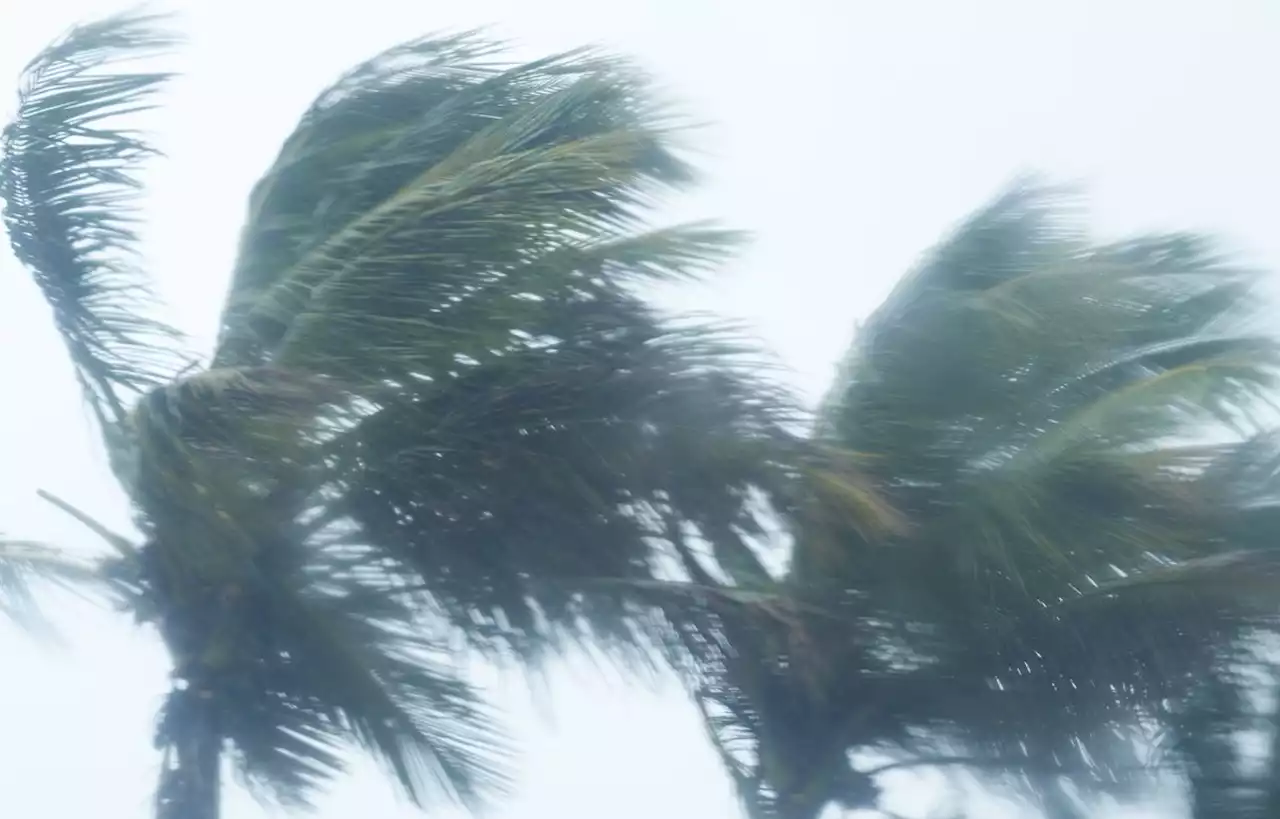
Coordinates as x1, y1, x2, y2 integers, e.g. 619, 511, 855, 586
2, 1, 1279, 818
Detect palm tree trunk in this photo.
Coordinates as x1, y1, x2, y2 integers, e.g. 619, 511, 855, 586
155, 706, 222, 819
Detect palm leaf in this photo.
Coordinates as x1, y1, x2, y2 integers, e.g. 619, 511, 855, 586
332, 289, 806, 663
134, 483, 510, 817
211, 31, 710, 392
0, 536, 99, 633
1073, 547, 1280, 605
0, 10, 183, 428
153, 587, 510, 815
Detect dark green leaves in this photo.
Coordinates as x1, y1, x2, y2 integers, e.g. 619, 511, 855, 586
333, 288, 804, 663
188, 29, 805, 679
45, 23, 798, 819
693, 183, 1280, 818
815, 183, 1278, 600
0, 10, 183, 427
138, 486, 510, 815
212, 31, 712, 392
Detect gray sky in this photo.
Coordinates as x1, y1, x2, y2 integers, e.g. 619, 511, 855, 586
1, 1, 1279, 817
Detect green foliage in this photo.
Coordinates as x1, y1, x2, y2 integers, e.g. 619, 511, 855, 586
2, 10, 815, 819
690, 183, 1280, 819
332, 300, 802, 662
213, 32, 714, 382
134, 484, 510, 815
0, 11, 184, 428
11, 11, 1280, 819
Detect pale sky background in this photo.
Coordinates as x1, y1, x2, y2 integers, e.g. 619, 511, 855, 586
1, 1, 1279, 818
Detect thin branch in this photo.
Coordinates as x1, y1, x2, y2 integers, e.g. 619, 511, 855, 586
36, 489, 136, 557
861, 753, 1165, 779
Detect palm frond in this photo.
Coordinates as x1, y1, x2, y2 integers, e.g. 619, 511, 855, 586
186, 29, 814, 672
0, 536, 99, 633
0, 10, 184, 427
693, 183, 1280, 819
1073, 547, 1280, 605
212, 31, 713, 389
135, 484, 510, 816
814, 183, 1276, 593
333, 289, 806, 663
154, 588, 510, 813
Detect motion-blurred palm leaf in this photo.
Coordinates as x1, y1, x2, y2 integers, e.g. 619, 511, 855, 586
0, 11, 184, 428
0, 537, 98, 633
144, 495, 509, 818
331, 287, 806, 662
213, 32, 708, 385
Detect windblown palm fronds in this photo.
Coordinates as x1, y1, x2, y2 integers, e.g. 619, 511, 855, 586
2, 10, 818, 818
0, 12, 184, 431
689, 184, 1280, 819
16, 11, 1277, 819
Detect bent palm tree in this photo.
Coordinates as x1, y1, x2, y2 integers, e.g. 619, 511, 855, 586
686, 185, 1280, 818
1, 11, 806, 818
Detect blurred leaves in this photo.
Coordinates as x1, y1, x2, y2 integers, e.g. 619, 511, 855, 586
13, 11, 1280, 819
688, 182, 1280, 819
0, 536, 98, 633
142, 490, 510, 816
2, 13, 826, 818
0, 10, 184, 428
213, 32, 715, 386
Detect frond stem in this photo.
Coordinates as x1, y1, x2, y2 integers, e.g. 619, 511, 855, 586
35, 489, 137, 557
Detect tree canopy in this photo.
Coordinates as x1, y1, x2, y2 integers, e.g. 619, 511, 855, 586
5, 11, 1280, 819
685, 185, 1280, 818
0, 10, 820, 817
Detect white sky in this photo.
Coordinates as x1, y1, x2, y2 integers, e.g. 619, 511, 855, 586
1, 1, 1279, 818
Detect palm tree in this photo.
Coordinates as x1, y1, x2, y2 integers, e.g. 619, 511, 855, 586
1, 11, 809, 818
683, 184, 1280, 818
